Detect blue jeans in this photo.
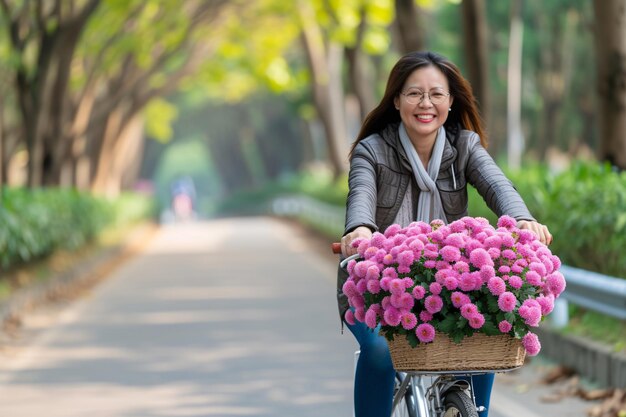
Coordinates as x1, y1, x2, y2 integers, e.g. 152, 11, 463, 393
345, 319, 494, 417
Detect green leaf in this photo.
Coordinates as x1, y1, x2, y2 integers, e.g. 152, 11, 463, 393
438, 314, 457, 333
487, 296, 500, 313
407, 331, 419, 348
482, 320, 500, 336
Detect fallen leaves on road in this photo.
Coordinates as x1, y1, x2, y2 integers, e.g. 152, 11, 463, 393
540, 365, 626, 417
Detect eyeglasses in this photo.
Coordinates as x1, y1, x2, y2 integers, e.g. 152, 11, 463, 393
400, 88, 450, 105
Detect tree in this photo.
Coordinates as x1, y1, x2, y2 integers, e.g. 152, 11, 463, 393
394, 0, 425, 53
0, 0, 101, 187
461, 0, 491, 138
506, 0, 524, 169
593, 0, 626, 169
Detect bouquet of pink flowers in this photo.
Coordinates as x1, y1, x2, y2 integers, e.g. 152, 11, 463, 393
342, 216, 565, 356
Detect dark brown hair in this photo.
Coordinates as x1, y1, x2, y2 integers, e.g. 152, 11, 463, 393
350, 51, 487, 155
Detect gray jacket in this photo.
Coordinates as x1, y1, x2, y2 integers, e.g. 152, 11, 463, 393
337, 123, 535, 327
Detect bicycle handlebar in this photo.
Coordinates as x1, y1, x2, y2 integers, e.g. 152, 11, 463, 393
331, 242, 341, 254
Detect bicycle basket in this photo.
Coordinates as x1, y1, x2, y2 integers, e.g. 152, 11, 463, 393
387, 332, 525, 372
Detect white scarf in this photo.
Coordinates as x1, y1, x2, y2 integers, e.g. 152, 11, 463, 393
398, 123, 448, 224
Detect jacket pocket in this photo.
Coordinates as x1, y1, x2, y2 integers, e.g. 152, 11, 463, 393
376, 165, 404, 208
438, 171, 468, 217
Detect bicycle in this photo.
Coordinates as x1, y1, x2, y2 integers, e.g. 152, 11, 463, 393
333, 243, 514, 417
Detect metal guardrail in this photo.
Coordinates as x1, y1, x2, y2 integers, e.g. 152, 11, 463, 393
559, 265, 626, 319
270, 195, 626, 327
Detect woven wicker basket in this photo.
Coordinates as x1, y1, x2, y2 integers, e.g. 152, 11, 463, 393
387, 332, 526, 372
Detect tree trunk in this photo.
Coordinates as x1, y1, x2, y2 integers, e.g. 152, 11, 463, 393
394, 0, 425, 53
507, 0, 524, 170
461, 0, 491, 141
298, 2, 349, 178
593, 0, 626, 169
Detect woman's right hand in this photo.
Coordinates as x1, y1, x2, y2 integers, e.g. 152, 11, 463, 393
341, 226, 373, 257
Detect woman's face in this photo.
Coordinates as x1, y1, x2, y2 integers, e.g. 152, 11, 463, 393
394, 65, 453, 143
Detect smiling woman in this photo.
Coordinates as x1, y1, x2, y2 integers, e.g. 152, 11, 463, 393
336, 51, 553, 417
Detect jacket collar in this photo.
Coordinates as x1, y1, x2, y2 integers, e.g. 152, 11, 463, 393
380, 122, 458, 173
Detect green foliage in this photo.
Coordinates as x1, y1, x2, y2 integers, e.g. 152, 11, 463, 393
0, 188, 153, 271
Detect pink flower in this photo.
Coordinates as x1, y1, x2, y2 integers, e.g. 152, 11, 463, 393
519, 305, 542, 327
401, 312, 418, 330
363, 247, 378, 260
365, 308, 378, 329
349, 295, 365, 309
379, 277, 391, 291
460, 303, 478, 319
424, 260, 437, 269
468, 313, 485, 329
382, 267, 398, 279
412, 285, 426, 300
546, 271, 566, 296
389, 279, 405, 295
453, 261, 470, 274
537, 294, 555, 315
366, 279, 381, 294
502, 249, 517, 260
416, 323, 436, 343
384, 224, 402, 237
440, 245, 462, 262
342, 280, 358, 297
480, 265, 496, 282
444, 276, 459, 291
522, 332, 541, 356
429, 282, 442, 295
344, 309, 355, 325
365, 265, 381, 280
425, 295, 443, 314
459, 272, 475, 292
484, 235, 503, 249
528, 262, 548, 277
518, 229, 535, 244
451, 291, 471, 308
498, 265, 511, 275
487, 277, 506, 296
487, 247, 501, 260
382, 254, 394, 265
402, 277, 414, 288
444, 233, 466, 248
525, 270, 542, 286
498, 320, 512, 333
498, 292, 517, 312
497, 215, 517, 229
449, 220, 466, 233
419, 311, 433, 322
383, 307, 402, 326
469, 248, 494, 269
370, 232, 386, 248
354, 307, 365, 322
508, 275, 523, 289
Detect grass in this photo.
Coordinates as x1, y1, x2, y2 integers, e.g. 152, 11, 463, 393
560, 307, 626, 353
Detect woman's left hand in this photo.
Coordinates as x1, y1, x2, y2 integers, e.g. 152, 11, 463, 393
517, 220, 553, 246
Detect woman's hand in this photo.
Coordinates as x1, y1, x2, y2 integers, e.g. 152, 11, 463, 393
517, 220, 553, 245
341, 226, 373, 256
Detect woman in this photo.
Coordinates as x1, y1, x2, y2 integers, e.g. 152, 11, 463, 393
338, 51, 552, 417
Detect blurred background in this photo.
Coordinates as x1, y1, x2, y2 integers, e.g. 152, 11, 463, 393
0, 0, 625, 415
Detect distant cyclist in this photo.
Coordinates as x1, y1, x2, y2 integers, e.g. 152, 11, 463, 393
337, 51, 552, 417
170, 176, 197, 221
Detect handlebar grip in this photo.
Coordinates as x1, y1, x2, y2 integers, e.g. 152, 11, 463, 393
331, 242, 341, 254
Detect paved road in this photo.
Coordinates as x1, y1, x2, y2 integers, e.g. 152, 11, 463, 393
0, 217, 594, 416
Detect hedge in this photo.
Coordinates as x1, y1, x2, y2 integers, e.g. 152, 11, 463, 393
0, 188, 153, 271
